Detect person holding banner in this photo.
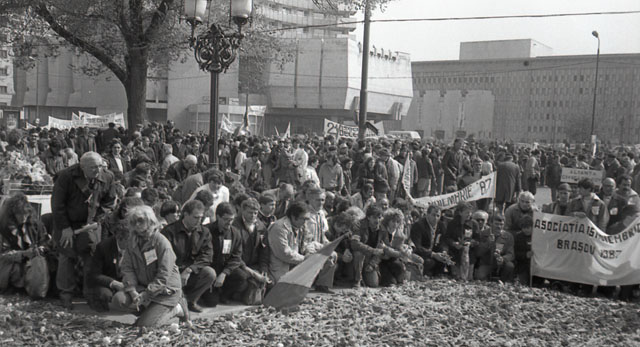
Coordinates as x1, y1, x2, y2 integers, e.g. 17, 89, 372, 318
504, 192, 536, 236
475, 214, 515, 282
567, 178, 609, 232
541, 183, 572, 216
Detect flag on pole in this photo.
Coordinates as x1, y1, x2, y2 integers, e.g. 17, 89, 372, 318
263, 235, 345, 310
220, 115, 234, 134
282, 122, 291, 139
274, 126, 280, 137
401, 154, 412, 198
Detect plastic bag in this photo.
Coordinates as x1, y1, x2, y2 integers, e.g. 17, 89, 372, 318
25, 254, 50, 299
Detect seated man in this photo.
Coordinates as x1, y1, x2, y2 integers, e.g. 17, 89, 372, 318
86, 219, 129, 312
210, 200, 271, 305
161, 200, 216, 312
351, 205, 385, 288
303, 188, 337, 293
410, 205, 449, 277
475, 214, 515, 282
268, 202, 317, 284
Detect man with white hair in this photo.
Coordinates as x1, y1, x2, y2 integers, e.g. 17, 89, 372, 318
166, 154, 198, 183
504, 191, 536, 236
52, 151, 118, 309
161, 143, 179, 174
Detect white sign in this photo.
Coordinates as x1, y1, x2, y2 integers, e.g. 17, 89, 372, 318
414, 172, 496, 209
323, 119, 377, 138
561, 168, 604, 184
532, 211, 640, 286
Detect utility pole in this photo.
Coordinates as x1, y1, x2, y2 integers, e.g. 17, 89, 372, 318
358, 0, 371, 140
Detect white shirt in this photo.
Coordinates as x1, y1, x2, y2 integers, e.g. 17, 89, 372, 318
187, 184, 230, 223
115, 157, 124, 173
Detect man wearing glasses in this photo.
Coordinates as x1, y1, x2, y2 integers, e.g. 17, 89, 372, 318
161, 200, 216, 312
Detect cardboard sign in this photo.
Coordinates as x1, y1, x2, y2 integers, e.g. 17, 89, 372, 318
561, 168, 604, 185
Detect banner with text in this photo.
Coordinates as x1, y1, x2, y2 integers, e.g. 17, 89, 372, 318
323, 119, 377, 138
47, 113, 126, 129
414, 172, 496, 209
561, 168, 604, 185
531, 211, 640, 286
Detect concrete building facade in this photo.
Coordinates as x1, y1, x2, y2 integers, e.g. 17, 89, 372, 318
408, 40, 640, 144
265, 37, 413, 135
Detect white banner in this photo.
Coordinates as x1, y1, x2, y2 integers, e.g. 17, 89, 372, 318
531, 211, 640, 286
47, 113, 126, 129
323, 119, 377, 138
561, 167, 604, 184
47, 116, 74, 129
414, 172, 496, 209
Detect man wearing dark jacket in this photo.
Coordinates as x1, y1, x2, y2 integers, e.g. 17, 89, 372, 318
161, 200, 215, 312
226, 198, 270, 303
86, 226, 128, 312
52, 152, 118, 309
495, 153, 522, 213
351, 205, 385, 288
410, 205, 448, 276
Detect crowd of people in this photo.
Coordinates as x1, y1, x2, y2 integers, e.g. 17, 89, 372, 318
1, 121, 639, 327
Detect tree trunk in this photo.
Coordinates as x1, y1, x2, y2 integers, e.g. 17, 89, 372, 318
125, 49, 149, 131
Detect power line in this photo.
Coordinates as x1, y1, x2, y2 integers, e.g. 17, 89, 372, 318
255, 10, 640, 33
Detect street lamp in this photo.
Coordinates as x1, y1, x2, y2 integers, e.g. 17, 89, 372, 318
183, 0, 253, 166
590, 30, 600, 139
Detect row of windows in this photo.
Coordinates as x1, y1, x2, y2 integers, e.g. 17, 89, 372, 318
528, 125, 565, 133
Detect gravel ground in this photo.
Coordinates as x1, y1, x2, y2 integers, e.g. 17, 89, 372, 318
1, 279, 639, 346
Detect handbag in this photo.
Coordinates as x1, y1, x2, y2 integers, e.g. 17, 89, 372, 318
242, 278, 266, 306
25, 252, 50, 299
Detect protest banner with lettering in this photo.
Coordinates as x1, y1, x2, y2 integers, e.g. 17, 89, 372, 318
323, 119, 377, 138
531, 211, 640, 286
413, 172, 496, 209
47, 116, 74, 129
561, 168, 604, 185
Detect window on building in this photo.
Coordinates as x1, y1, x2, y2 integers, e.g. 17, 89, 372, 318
0, 50, 6, 58
0, 67, 7, 75
0, 86, 7, 93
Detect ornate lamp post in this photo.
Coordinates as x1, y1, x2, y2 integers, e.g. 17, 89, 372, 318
590, 30, 600, 140
183, 0, 253, 166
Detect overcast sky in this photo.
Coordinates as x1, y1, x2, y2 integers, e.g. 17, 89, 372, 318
352, 0, 640, 61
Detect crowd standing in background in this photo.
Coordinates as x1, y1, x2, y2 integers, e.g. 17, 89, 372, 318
1, 120, 640, 326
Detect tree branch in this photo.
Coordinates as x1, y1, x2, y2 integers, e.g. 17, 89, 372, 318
144, 0, 173, 42
116, 0, 132, 42
34, 3, 128, 84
